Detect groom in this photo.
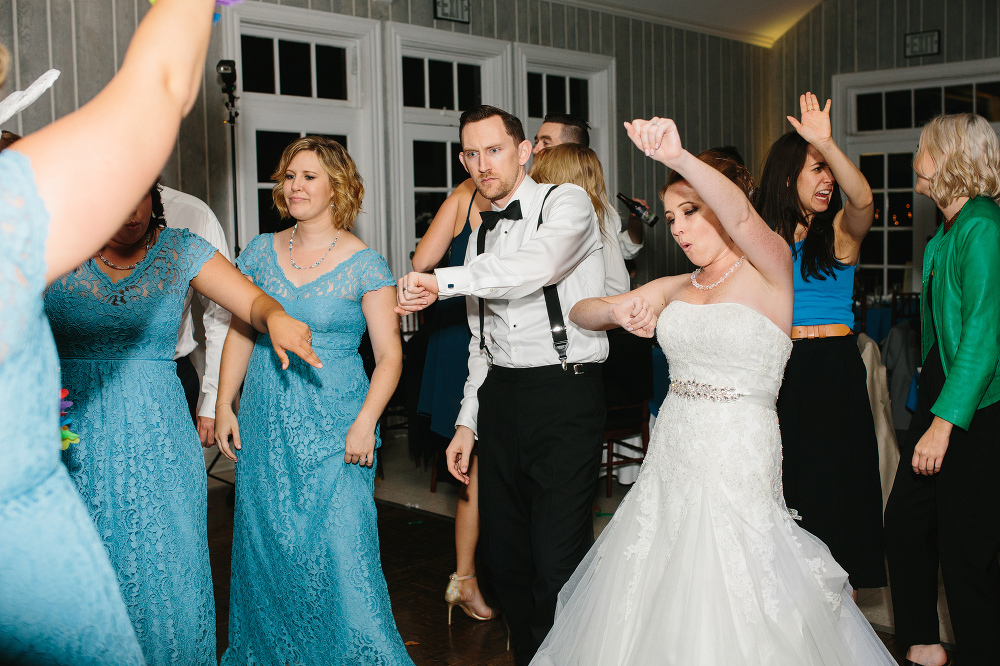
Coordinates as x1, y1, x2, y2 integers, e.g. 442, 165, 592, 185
396, 105, 608, 665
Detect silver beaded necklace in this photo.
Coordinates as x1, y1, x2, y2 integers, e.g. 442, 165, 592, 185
98, 230, 153, 271
690, 255, 744, 290
289, 225, 341, 270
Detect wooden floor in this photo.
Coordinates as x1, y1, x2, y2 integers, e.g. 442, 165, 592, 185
206, 485, 940, 665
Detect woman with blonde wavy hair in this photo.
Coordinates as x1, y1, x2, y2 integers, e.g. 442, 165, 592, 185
215, 136, 414, 665
529, 143, 629, 295
883, 113, 1000, 666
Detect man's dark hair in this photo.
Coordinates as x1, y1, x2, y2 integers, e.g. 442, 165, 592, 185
459, 105, 526, 146
542, 113, 590, 148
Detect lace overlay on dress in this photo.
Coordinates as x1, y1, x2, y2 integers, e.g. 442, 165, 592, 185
530, 301, 896, 666
222, 234, 413, 666
45, 227, 218, 665
0, 150, 145, 664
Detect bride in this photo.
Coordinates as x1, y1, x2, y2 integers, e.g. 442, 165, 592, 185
529, 118, 896, 665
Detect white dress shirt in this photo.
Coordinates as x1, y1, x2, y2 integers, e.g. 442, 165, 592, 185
604, 222, 630, 296
436, 176, 609, 436
618, 227, 643, 260
162, 187, 232, 419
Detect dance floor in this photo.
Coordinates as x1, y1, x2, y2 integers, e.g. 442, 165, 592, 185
206, 484, 938, 665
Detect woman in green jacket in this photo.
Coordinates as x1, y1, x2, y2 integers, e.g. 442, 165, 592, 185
884, 113, 1000, 666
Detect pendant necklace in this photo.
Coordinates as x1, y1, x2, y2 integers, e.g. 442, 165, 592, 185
289, 225, 341, 270
98, 231, 153, 271
691, 255, 744, 290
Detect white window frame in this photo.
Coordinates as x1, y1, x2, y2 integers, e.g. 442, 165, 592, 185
385, 22, 513, 278
513, 44, 617, 199
220, 3, 386, 256
833, 57, 1000, 294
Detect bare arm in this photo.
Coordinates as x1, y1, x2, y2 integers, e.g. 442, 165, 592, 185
412, 179, 476, 272
190, 253, 322, 370
569, 276, 678, 335
788, 93, 874, 251
626, 118, 793, 291
10, 0, 217, 283
344, 286, 402, 466
214, 315, 256, 462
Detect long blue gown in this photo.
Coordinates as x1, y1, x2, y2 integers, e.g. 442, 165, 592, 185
222, 234, 414, 666
43, 227, 217, 665
0, 150, 145, 664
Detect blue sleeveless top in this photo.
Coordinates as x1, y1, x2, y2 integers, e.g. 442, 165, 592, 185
791, 240, 856, 328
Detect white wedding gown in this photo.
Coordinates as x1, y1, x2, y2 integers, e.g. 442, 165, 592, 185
531, 301, 896, 666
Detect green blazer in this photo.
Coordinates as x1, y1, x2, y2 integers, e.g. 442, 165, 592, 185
920, 195, 1000, 430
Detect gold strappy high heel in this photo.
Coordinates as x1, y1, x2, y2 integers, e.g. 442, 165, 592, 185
445, 572, 497, 624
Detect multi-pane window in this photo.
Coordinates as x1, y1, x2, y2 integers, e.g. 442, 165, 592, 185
401, 57, 482, 111
254, 130, 348, 235
856, 79, 1000, 131
412, 139, 465, 239
241, 34, 348, 101
857, 151, 915, 295
526, 72, 589, 121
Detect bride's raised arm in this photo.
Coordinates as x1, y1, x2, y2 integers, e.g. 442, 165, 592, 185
625, 117, 792, 290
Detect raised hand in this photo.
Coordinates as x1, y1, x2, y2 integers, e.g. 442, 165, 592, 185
624, 117, 684, 167
787, 92, 832, 146
611, 296, 657, 338
266, 312, 323, 370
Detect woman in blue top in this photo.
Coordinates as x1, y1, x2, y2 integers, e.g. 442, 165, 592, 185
755, 93, 885, 591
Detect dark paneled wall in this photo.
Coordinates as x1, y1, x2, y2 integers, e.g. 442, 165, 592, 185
0, 0, 768, 280
767, 0, 1000, 155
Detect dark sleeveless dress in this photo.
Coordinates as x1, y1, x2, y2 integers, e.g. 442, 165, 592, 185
417, 208, 474, 439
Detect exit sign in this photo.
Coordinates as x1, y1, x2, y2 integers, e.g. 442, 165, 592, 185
905, 30, 941, 57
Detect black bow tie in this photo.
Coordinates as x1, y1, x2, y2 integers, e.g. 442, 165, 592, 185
479, 200, 522, 232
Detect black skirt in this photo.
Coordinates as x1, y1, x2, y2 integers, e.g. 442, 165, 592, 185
777, 335, 888, 588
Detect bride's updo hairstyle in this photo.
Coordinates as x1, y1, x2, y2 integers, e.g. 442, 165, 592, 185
271, 135, 364, 231
660, 149, 754, 201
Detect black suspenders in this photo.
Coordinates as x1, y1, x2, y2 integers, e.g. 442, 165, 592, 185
476, 185, 570, 369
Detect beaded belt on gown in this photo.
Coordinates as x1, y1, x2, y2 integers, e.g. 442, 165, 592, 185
668, 379, 777, 410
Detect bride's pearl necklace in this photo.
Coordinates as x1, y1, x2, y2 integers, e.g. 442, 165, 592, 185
690, 256, 744, 291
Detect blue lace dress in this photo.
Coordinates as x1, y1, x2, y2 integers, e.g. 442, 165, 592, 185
222, 234, 414, 666
0, 151, 145, 664
44, 227, 218, 665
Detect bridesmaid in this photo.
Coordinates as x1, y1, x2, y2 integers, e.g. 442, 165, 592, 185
0, 1, 217, 663
754, 92, 885, 592
45, 183, 319, 665
216, 136, 413, 665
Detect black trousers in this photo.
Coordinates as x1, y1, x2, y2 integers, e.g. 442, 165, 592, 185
175, 354, 199, 423
477, 363, 605, 666
884, 344, 1000, 664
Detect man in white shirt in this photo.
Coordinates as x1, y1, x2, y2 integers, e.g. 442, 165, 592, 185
162, 186, 232, 447
532, 112, 647, 260
396, 105, 607, 665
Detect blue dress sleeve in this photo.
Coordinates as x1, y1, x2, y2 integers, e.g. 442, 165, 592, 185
169, 227, 219, 284
236, 234, 269, 281
355, 251, 395, 299
0, 151, 49, 360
